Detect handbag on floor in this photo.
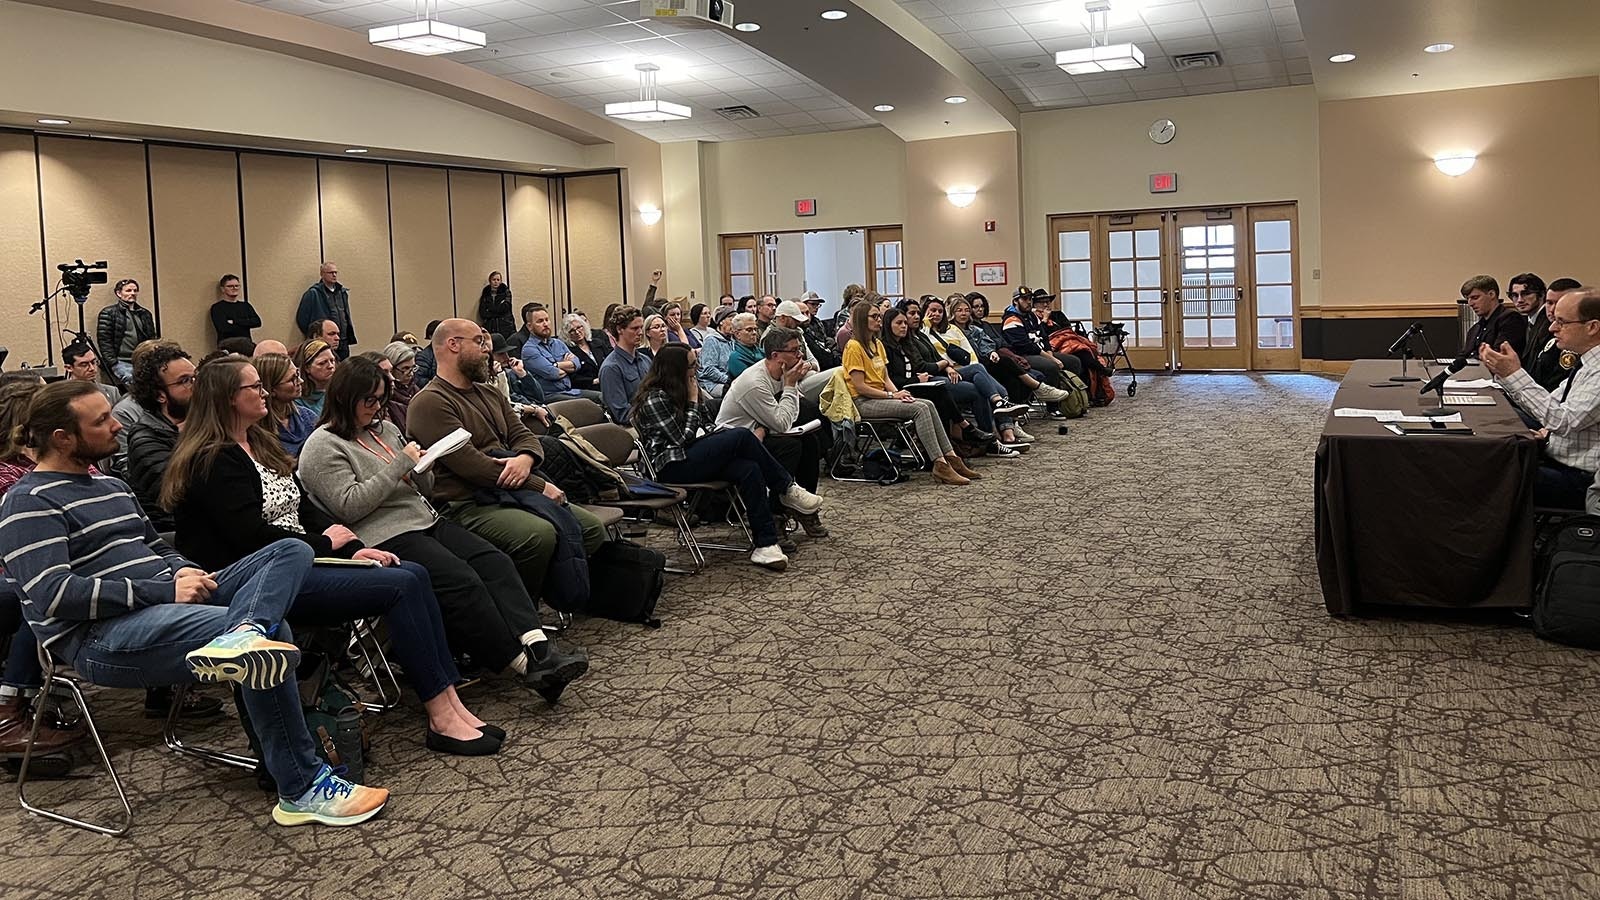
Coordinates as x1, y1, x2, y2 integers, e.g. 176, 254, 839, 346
1533, 515, 1600, 648
579, 539, 664, 628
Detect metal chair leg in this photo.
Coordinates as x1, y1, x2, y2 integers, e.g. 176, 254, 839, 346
163, 683, 258, 770
348, 620, 402, 713
17, 666, 132, 837
693, 486, 756, 554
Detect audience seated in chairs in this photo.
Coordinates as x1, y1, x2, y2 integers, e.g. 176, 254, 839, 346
916, 299, 1029, 456
407, 319, 608, 609
292, 339, 337, 417
1480, 287, 1600, 510
1002, 288, 1083, 394
715, 326, 830, 540
842, 299, 972, 486
159, 357, 502, 757
523, 308, 604, 404
971, 292, 1068, 424
643, 313, 670, 359
382, 340, 420, 434
561, 313, 603, 391
254, 352, 319, 458
413, 319, 443, 389
881, 307, 996, 467
696, 306, 739, 400
123, 344, 195, 532
949, 294, 1059, 444
62, 343, 121, 407
110, 339, 180, 477
726, 312, 765, 380
299, 357, 588, 703
599, 305, 650, 426
632, 345, 824, 572
0, 379, 389, 827
490, 333, 545, 407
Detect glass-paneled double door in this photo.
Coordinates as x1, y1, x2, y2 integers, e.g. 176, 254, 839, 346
1049, 204, 1300, 371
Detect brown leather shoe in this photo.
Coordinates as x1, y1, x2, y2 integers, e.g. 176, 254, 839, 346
932, 459, 971, 485
0, 695, 87, 757
950, 456, 982, 480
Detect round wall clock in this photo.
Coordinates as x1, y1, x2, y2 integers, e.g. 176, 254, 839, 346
1150, 118, 1176, 144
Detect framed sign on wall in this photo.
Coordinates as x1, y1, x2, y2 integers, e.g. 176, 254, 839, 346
937, 259, 956, 283
973, 261, 1007, 286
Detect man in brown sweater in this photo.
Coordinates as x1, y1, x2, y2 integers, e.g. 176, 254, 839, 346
407, 318, 607, 604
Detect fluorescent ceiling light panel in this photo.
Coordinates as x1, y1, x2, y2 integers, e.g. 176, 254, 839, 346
369, 19, 486, 56
1055, 42, 1145, 75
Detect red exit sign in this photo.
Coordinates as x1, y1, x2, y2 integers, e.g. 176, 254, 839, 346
795, 198, 817, 217
1149, 172, 1178, 193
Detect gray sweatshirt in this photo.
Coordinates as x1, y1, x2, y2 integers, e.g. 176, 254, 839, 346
298, 421, 437, 548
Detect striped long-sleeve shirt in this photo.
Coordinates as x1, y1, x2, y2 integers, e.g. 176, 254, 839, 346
0, 470, 195, 659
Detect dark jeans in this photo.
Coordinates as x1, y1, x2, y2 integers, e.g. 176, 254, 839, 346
1, 583, 41, 691
287, 561, 458, 703
75, 539, 322, 800
1535, 459, 1593, 510
379, 521, 535, 673
661, 427, 794, 548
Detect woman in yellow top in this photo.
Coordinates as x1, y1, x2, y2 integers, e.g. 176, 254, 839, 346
841, 299, 975, 486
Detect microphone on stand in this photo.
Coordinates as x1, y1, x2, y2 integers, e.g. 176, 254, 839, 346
1387, 322, 1423, 356
1419, 357, 1468, 416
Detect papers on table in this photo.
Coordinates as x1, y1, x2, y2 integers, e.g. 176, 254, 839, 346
1334, 408, 1465, 424
1437, 359, 1481, 366
1444, 377, 1499, 389
1443, 394, 1496, 405
413, 427, 471, 474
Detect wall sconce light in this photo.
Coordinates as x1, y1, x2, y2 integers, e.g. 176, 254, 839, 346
639, 204, 663, 226
946, 187, 977, 208
1433, 154, 1476, 177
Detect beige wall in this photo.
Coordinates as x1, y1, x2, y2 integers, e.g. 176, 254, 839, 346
1320, 77, 1600, 306
903, 131, 1024, 296
1021, 86, 1323, 307
661, 141, 709, 303
0, 134, 622, 365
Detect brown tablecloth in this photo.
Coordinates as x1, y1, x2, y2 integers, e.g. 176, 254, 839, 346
1314, 359, 1541, 615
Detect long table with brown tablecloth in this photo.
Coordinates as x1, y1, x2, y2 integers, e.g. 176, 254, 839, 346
1314, 359, 1542, 615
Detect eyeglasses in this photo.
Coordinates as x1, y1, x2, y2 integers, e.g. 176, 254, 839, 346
1551, 316, 1595, 329
359, 394, 386, 407
280, 373, 302, 388
1509, 290, 1541, 299
396, 364, 416, 375
236, 382, 268, 396
164, 374, 196, 389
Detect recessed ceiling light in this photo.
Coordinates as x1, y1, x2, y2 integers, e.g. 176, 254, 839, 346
37, 118, 71, 126
1019, 61, 1042, 69
540, 167, 558, 172
820, 10, 847, 20
734, 22, 760, 32
344, 148, 368, 154
944, 95, 967, 104
873, 104, 895, 112
1329, 53, 1356, 63
1423, 42, 1455, 53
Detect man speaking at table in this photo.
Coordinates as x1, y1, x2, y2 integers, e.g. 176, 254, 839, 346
1481, 287, 1600, 509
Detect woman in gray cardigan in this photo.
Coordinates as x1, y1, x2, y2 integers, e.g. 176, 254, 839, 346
298, 358, 590, 704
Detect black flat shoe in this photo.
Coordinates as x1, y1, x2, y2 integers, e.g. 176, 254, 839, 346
478, 724, 506, 741
427, 728, 501, 756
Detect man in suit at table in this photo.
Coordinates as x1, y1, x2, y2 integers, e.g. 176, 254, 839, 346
1459, 274, 1527, 360
1481, 287, 1600, 510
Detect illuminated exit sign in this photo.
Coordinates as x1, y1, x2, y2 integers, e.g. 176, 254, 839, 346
795, 198, 817, 217
1149, 172, 1178, 193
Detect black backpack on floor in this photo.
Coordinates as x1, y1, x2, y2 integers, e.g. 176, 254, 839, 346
1533, 515, 1600, 648
579, 539, 664, 628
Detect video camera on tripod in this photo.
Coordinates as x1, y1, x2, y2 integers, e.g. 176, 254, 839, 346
58, 260, 108, 301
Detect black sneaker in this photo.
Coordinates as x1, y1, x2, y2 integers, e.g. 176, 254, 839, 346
144, 686, 225, 719
523, 642, 590, 704
1048, 408, 1068, 420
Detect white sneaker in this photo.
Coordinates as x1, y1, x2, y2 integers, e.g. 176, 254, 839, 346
779, 483, 824, 514
751, 545, 789, 571
1033, 384, 1069, 403
1012, 426, 1036, 442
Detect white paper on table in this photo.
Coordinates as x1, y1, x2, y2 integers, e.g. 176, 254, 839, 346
1335, 408, 1404, 420
1390, 413, 1464, 424
1437, 359, 1481, 366
1444, 378, 1498, 389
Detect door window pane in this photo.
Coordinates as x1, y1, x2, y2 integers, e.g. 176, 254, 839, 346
1111, 303, 1135, 319
1212, 318, 1237, 346
1255, 219, 1291, 252
1136, 319, 1162, 346
1135, 229, 1160, 257
1184, 318, 1209, 346
1110, 261, 1135, 288
1064, 291, 1093, 320
1182, 226, 1206, 248
1062, 261, 1092, 289
1256, 252, 1292, 284
1258, 285, 1293, 317
1136, 259, 1161, 287
1109, 231, 1133, 259
1059, 230, 1090, 260
729, 249, 754, 274
731, 275, 755, 297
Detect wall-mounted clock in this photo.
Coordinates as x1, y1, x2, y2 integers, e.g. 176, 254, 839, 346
1150, 118, 1176, 144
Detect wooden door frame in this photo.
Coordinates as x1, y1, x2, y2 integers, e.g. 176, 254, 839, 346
1170, 207, 1250, 371
719, 233, 762, 301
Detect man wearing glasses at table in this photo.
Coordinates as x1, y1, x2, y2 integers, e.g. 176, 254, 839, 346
1481, 287, 1600, 510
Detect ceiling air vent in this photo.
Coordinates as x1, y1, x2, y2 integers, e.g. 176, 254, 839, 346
715, 105, 761, 120
1172, 51, 1223, 71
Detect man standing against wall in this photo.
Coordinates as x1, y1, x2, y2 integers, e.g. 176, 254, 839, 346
96, 278, 158, 385
297, 263, 355, 360
210, 274, 260, 346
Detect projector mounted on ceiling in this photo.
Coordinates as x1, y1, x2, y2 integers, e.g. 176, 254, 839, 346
640, 0, 736, 30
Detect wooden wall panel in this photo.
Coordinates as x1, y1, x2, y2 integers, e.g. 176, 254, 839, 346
149, 146, 242, 353
388, 165, 454, 336
504, 173, 555, 312
318, 159, 394, 349
240, 153, 321, 347
563, 173, 624, 318
448, 169, 507, 327
0, 133, 46, 367
38, 137, 154, 355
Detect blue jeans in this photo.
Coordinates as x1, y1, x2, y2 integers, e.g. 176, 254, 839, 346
957, 364, 1014, 426
660, 428, 794, 548
1, 583, 42, 691
73, 540, 322, 800
288, 561, 457, 703
944, 378, 994, 432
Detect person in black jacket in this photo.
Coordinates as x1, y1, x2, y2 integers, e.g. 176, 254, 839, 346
296, 263, 355, 361
123, 345, 195, 531
881, 307, 994, 447
1459, 274, 1527, 360
209, 274, 261, 346
478, 272, 515, 338
96, 278, 159, 385
160, 356, 502, 756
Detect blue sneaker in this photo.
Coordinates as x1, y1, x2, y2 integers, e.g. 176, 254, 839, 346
184, 627, 300, 690
272, 765, 389, 828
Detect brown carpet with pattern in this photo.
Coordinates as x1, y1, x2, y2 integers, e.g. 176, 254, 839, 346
4, 373, 1600, 899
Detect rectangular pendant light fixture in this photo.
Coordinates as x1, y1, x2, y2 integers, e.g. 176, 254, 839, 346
1055, 42, 1145, 75
607, 63, 691, 122
369, 19, 486, 56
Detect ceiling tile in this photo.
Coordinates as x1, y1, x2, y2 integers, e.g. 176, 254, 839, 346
951, 10, 1017, 31
1197, 0, 1269, 14
923, 16, 962, 34
1148, 19, 1215, 41
962, 23, 1034, 45
1140, 1, 1207, 25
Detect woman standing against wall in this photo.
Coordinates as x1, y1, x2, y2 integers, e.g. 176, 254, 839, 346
478, 272, 515, 338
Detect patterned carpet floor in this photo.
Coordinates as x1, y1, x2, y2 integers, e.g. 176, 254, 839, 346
5, 373, 1600, 899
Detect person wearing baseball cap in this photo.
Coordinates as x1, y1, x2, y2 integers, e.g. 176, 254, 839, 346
772, 299, 842, 401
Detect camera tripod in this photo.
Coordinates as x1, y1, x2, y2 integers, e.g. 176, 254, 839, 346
27, 280, 104, 375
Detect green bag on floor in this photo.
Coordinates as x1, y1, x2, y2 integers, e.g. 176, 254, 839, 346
1058, 372, 1090, 418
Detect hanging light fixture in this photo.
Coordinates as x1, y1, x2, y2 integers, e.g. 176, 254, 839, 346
1056, 1, 1145, 75
369, 0, 486, 55
606, 63, 692, 122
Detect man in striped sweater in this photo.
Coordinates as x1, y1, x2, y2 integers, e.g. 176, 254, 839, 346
0, 380, 388, 828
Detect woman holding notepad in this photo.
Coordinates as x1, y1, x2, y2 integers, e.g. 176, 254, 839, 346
162, 356, 506, 758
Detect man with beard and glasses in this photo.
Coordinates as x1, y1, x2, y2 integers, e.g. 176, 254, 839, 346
124, 344, 196, 533
406, 319, 608, 612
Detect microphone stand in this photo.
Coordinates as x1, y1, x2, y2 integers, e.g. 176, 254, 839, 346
26, 289, 62, 368
1389, 339, 1420, 382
